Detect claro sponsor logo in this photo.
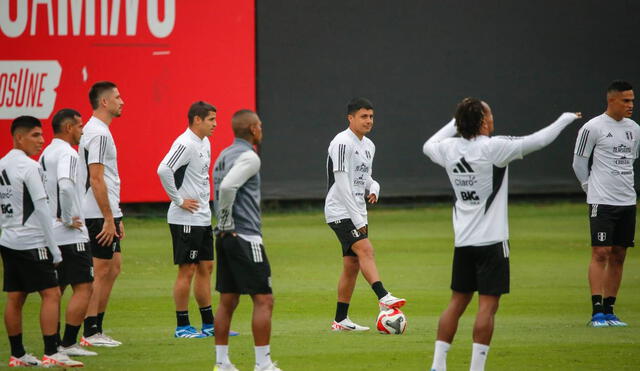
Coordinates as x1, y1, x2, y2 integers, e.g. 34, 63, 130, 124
0, 61, 62, 119
0, 0, 175, 38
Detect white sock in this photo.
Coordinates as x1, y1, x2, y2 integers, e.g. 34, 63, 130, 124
255, 345, 272, 368
215, 345, 230, 365
430, 340, 450, 371
470, 343, 490, 371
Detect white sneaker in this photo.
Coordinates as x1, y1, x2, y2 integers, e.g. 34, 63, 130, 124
379, 293, 406, 310
41, 352, 83, 368
98, 333, 122, 345
80, 333, 120, 347
255, 362, 282, 371
8, 353, 42, 367
213, 364, 240, 371
58, 344, 98, 356
331, 317, 370, 331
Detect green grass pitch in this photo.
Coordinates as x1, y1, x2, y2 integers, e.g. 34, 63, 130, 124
1, 202, 639, 370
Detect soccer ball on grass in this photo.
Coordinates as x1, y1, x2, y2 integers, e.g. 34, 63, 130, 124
376, 308, 407, 334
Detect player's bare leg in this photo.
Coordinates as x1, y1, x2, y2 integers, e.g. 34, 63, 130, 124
4, 292, 27, 336
194, 260, 213, 307
350, 239, 380, 284
337, 256, 359, 303
473, 295, 500, 345
39, 287, 61, 336
66, 283, 93, 327
588, 246, 609, 295
436, 291, 473, 343
174, 264, 196, 311
251, 294, 273, 346
98, 252, 121, 314
604, 246, 626, 297
215, 293, 240, 345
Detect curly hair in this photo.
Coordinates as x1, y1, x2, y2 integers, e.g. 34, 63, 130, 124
454, 97, 485, 139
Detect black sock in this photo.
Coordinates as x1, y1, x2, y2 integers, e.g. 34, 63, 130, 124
199, 306, 214, 326
9, 334, 26, 358
371, 281, 388, 300
176, 311, 190, 327
55, 322, 62, 346
603, 296, 616, 315
43, 335, 58, 356
62, 324, 81, 347
335, 302, 349, 322
591, 295, 603, 315
96, 312, 105, 334
83, 316, 98, 337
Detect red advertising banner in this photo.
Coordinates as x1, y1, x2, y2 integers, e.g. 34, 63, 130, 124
0, 0, 255, 202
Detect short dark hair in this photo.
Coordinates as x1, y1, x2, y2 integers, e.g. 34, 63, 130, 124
347, 97, 373, 115
607, 80, 633, 94
188, 101, 216, 124
11, 115, 42, 136
231, 109, 257, 138
89, 81, 117, 109
52, 108, 81, 134
454, 97, 485, 140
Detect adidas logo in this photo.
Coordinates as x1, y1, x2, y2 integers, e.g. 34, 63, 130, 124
607, 133, 613, 138
452, 157, 474, 173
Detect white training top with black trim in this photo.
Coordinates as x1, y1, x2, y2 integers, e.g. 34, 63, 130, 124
324, 128, 379, 228
78, 116, 122, 219
574, 113, 640, 206
157, 128, 212, 226
425, 133, 523, 247
0, 149, 52, 249
39, 138, 90, 245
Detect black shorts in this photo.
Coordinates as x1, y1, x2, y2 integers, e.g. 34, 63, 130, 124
57, 243, 94, 286
589, 204, 636, 247
451, 241, 510, 296
169, 224, 214, 265
86, 217, 122, 260
1, 245, 59, 293
215, 235, 272, 295
328, 219, 368, 257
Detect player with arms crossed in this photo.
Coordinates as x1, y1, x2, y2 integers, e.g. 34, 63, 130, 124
78, 81, 125, 347
0, 116, 82, 367
572, 80, 639, 327
326, 97, 406, 332
212, 110, 281, 371
423, 98, 580, 371
40, 109, 97, 357
157, 101, 238, 338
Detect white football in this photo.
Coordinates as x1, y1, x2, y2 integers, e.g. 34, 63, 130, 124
376, 308, 407, 334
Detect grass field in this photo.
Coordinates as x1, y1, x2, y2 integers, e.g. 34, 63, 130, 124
1, 201, 639, 370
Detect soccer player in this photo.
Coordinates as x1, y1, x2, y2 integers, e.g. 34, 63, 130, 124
423, 98, 580, 371
39, 109, 97, 356
157, 101, 238, 338
78, 81, 125, 347
572, 80, 638, 328
325, 97, 406, 332
0, 116, 82, 367
212, 110, 281, 371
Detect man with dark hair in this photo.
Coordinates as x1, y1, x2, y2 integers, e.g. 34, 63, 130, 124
212, 110, 280, 371
1, 116, 82, 367
423, 98, 580, 371
78, 81, 125, 347
40, 109, 97, 357
325, 97, 406, 332
157, 101, 238, 338
573, 80, 638, 328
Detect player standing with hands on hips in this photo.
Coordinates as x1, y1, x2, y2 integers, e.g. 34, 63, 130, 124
423, 98, 581, 371
572, 80, 639, 328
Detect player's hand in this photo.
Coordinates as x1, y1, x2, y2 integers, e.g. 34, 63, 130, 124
119, 220, 125, 240
367, 193, 378, 204
64, 216, 83, 230
574, 112, 582, 118
180, 199, 199, 213
357, 226, 368, 235
96, 219, 116, 247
